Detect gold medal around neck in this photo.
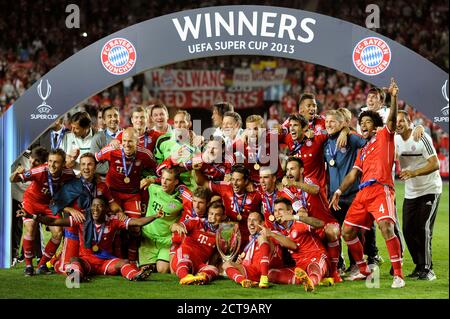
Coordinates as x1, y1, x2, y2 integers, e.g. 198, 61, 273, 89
268, 215, 275, 222
92, 245, 99, 252
240, 252, 246, 259
124, 176, 130, 184
253, 163, 260, 170
329, 159, 335, 167
236, 214, 242, 221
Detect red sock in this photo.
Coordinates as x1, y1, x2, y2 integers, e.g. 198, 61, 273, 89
176, 261, 191, 279
38, 238, 60, 267
346, 237, 369, 274
268, 268, 296, 284
23, 236, 34, 267
259, 242, 270, 276
225, 266, 244, 284
198, 265, 219, 282
120, 263, 139, 280
386, 236, 403, 278
327, 240, 340, 275
307, 262, 323, 286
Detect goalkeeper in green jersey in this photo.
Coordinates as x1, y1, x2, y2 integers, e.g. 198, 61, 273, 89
153, 111, 203, 190
142, 167, 184, 273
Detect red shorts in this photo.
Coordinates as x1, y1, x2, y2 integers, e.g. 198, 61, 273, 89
295, 252, 328, 277
242, 263, 261, 282
79, 254, 121, 275
172, 245, 210, 274
111, 191, 142, 218
344, 184, 396, 231
22, 198, 57, 222
314, 222, 340, 240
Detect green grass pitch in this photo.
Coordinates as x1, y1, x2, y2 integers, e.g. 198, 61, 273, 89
1, 182, 448, 299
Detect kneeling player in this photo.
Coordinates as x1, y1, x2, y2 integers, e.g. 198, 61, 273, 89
18, 196, 163, 282
223, 211, 284, 288
268, 198, 330, 292
170, 201, 225, 285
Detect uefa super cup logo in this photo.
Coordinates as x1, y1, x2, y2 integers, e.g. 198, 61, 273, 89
442, 80, 449, 116
36, 79, 52, 114
216, 222, 241, 262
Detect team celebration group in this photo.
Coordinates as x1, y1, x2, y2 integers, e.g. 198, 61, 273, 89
11, 78, 443, 291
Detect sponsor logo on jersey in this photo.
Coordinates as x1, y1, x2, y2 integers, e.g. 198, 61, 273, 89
101, 38, 136, 75
353, 37, 391, 76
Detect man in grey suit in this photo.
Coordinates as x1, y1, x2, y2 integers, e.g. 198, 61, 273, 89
90, 106, 121, 176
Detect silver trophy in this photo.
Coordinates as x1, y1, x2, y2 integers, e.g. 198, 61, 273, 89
216, 222, 241, 262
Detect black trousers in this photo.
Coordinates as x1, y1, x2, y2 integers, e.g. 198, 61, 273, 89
403, 194, 440, 270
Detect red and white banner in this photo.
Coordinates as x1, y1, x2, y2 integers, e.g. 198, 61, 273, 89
232, 68, 288, 87
156, 90, 263, 109
148, 69, 225, 91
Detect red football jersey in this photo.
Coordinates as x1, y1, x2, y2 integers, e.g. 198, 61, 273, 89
232, 132, 283, 185
178, 185, 195, 222
116, 128, 162, 153
209, 181, 261, 242
287, 221, 327, 261
95, 146, 156, 193
71, 216, 130, 256
180, 217, 218, 262
242, 235, 283, 268
353, 126, 395, 188
280, 178, 336, 224
258, 189, 285, 230
20, 164, 75, 204
282, 133, 328, 192
282, 115, 326, 136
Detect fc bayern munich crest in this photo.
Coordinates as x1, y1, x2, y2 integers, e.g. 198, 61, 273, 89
353, 37, 391, 76
101, 38, 137, 75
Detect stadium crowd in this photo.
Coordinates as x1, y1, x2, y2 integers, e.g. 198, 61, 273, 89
1, 0, 448, 172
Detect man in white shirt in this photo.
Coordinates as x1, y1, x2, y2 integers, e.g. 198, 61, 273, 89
395, 110, 442, 281
61, 111, 95, 175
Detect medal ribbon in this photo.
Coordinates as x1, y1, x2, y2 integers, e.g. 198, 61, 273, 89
50, 128, 66, 150
264, 191, 277, 216
328, 142, 338, 163
46, 170, 55, 197
274, 220, 293, 231
360, 136, 375, 161
233, 193, 247, 219
203, 219, 217, 233
121, 148, 134, 179
243, 233, 260, 262
93, 223, 106, 246
144, 132, 149, 148
80, 177, 97, 198
290, 138, 305, 156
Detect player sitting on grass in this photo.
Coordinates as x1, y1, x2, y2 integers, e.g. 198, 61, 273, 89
17, 196, 163, 282
170, 201, 225, 285
223, 211, 284, 289
267, 198, 331, 292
